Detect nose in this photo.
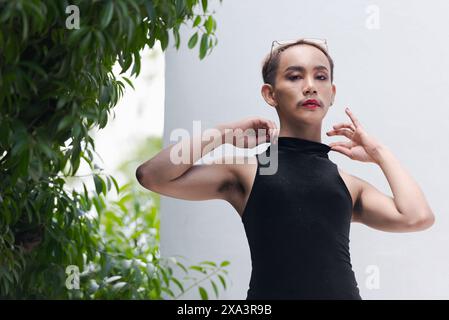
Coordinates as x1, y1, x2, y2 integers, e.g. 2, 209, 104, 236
303, 76, 317, 96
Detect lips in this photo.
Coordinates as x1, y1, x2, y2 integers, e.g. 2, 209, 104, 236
302, 99, 321, 107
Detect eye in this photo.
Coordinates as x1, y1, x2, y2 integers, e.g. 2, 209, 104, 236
316, 75, 328, 81
288, 75, 302, 81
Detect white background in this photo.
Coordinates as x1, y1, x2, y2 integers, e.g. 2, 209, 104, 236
159, 0, 449, 299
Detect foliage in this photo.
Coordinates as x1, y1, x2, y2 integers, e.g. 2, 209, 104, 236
0, 0, 220, 297
68, 171, 230, 299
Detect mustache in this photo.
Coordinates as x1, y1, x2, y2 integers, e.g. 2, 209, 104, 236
297, 98, 324, 107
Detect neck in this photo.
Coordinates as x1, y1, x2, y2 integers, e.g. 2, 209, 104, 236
278, 122, 323, 144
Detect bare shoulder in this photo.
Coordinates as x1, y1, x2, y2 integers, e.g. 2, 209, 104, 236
336, 167, 363, 210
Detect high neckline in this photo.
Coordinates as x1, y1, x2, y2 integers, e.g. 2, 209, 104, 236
273, 136, 331, 158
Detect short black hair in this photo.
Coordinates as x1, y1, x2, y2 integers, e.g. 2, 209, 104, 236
262, 39, 334, 87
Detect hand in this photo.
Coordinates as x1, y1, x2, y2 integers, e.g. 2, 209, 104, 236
326, 107, 385, 163
217, 117, 279, 148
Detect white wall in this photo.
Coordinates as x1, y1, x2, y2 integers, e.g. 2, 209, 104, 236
162, 0, 449, 299
94, 46, 165, 185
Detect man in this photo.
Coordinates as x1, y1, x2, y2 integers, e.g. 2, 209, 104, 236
136, 39, 435, 299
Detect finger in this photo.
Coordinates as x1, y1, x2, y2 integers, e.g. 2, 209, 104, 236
273, 128, 280, 144
268, 128, 274, 142
263, 119, 274, 131
261, 127, 269, 141
267, 121, 274, 135
254, 118, 269, 129
330, 145, 352, 157
274, 128, 280, 144
326, 129, 354, 139
329, 141, 352, 148
270, 128, 279, 145
269, 121, 277, 139
332, 123, 355, 131
261, 120, 274, 143
345, 107, 361, 128
255, 119, 270, 136
255, 124, 269, 143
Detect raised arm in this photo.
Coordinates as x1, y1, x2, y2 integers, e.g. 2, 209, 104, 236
327, 107, 434, 233
135, 117, 277, 203
350, 147, 434, 232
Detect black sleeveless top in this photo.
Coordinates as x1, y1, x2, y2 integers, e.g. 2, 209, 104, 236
241, 136, 361, 300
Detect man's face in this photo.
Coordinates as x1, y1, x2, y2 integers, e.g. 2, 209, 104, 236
272, 44, 335, 125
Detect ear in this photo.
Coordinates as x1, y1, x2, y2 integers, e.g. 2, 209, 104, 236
261, 83, 277, 108
330, 83, 336, 106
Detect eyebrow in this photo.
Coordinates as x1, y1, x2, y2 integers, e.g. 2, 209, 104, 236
284, 65, 329, 73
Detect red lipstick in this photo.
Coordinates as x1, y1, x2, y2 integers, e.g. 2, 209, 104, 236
301, 99, 321, 109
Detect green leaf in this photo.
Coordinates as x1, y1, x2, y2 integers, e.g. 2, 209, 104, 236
126, 17, 135, 46
188, 32, 198, 49
94, 175, 103, 195
218, 274, 226, 289
106, 176, 112, 192
210, 280, 219, 298
122, 76, 135, 90
94, 30, 105, 49
205, 16, 214, 34
18, 148, 30, 176
201, 0, 208, 13
67, 27, 88, 46
21, 11, 28, 41
189, 266, 206, 274
110, 176, 120, 195
172, 277, 184, 293
193, 15, 201, 27
176, 261, 188, 274
71, 145, 81, 175
20, 61, 48, 79
159, 266, 170, 286
200, 261, 216, 267
100, 1, 114, 29
131, 51, 141, 77
145, 1, 156, 20
159, 29, 169, 51
100, 177, 107, 195
173, 27, 180, 49
0, 2, 13, 23
199, 286, 208, 300
199, 33, 208, 59
57, 116, 73, 132
3, 207, 11, 225
220, 260, 230, 267
80, 31, 92, 53
11, 134, 28, 157
161, 287, 175, 298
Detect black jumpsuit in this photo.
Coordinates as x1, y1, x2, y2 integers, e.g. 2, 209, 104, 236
242, 136, 361, 300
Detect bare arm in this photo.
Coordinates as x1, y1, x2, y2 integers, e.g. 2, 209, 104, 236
328, 107, 434, 232
135, 118, 277, 202
352, 146, 435, 232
